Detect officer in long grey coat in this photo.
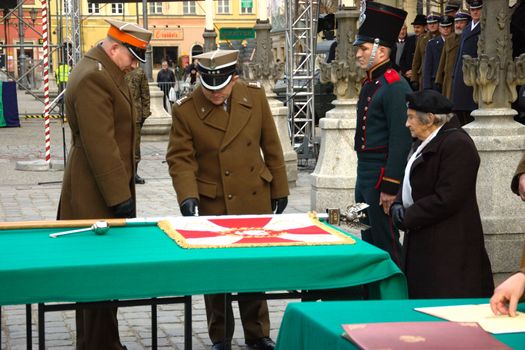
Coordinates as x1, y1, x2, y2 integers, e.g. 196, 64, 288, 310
451, 0, 483, 125
166, 49, 288, 350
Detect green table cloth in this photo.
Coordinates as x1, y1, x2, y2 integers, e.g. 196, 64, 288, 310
0, 223, 406, 305
275, 299, 525, 350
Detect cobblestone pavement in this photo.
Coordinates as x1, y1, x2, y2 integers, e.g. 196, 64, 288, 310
1, 92, 316, 350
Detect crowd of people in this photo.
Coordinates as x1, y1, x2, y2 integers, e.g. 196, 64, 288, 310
52, 0, 525, 349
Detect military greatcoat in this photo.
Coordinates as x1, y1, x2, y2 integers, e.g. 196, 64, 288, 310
452, 21, 480, 111
58, 45, 136, 220
355, 61, 413, 265
166, 80, 289, 215
435, 33, 460, 99
422, 35, 444, 91
397, 120, 494, 299
411, 32, 438, 88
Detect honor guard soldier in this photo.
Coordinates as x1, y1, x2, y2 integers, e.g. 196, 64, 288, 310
353, 2, 413, 266
166, 49, 289, 350
58, 19, 152, 350
423, 15, 454, 91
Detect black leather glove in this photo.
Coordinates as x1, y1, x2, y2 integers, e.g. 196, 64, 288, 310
271, 197, 288, 214
390, 203, 406, 231
180, 198, 199, 216
410, 81, 419, 91
112, 197, 135, 218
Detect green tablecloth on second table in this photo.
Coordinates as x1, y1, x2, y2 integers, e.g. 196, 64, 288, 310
275, 298, 525, 350
0, 222, 407, 305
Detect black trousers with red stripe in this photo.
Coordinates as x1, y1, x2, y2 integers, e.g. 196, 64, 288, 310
355, 158, 402, 268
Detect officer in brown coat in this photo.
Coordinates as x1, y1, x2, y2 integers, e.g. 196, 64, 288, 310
411, 14, 440, 91
166, 49, 289, 350
58, 19, 152, 350
125, 66, 151, 184
435, 12, 471, 99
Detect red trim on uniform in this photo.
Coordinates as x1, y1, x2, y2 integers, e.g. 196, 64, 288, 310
374, 167, 385, 189
384, 69, 401, 84
368, 7, 406, 20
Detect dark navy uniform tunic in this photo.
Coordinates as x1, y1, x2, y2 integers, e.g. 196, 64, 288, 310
355, 60, 413, 265
423, 36, 445, 91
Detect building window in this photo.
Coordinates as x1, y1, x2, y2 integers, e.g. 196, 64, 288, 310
111, 3, 123, 14
148, 2, 163, 14
87, 2, 100, 14
240, 0, 252, 14
63, 0, 70, 13
218, 0, 230, 14
183, 1, 196, 15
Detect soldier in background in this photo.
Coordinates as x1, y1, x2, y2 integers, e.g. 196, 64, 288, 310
423, 15, 454, 91
435, 11, 471, 99
444, 2, 460, 17
451, 0, 483, 126
399, 14, 427, 82
125, 66, 151, 184
353, 2, 413, 266
411, 14, 441, 91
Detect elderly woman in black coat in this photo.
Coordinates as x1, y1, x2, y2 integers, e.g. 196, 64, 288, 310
390, 90, 494, 299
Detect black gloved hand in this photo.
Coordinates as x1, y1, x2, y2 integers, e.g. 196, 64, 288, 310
180, 198, 199, 216
271, 197, 288, 214
390, 203, 406, 231
410, 81, 419, 91
112, 197, 135, 218
434, 83, 442, 93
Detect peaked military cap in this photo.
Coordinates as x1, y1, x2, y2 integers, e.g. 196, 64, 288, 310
439, 15, 454, 27
406, 90, 453, 114
426, 15, 442, 24
445, 3, 460, 13
468, 0, 483, 9
411, 14, 428, 26
194, 49, 239, 91
105, 19, 152, 63
454, 11, 472, 22
353, 2, 408, 48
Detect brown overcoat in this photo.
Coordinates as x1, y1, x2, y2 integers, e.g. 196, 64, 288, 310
435, 33, 460, 99
411, 32, 436, 87
166, 80, 289, 216
397, 120, 494, 299
58, 45, 136, 219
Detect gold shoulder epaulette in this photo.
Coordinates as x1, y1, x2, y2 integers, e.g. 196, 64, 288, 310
248, 81, 261, 89
175, 96, 190, 106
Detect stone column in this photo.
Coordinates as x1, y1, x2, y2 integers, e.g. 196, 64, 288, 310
203, 30, 217, 52
141, 83, 172, 141
462, 0, 525, 282
244, 19, 298, 187
310, 8, 364, 212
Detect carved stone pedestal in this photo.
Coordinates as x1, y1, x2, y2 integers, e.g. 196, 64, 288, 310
311, 99, 357, 211
142, 84, 171, 141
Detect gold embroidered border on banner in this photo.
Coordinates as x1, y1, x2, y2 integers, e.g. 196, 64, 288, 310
157, 211, 355, 249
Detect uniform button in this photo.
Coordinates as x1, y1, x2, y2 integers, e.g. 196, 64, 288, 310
363, 116, 367, 121
364, 106, 368, 111
361, 145, 365, 149
250, 166, 255, 172
252, 191, 257, 195
362, 126, 365, 130
227, 194, 233, 199
367, 97, 371, 102
225, 170, 230, 176
361, 137, 364, 141
247, 141, 252, 146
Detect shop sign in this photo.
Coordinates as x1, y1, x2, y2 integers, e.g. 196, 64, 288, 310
153, 29, 184, 41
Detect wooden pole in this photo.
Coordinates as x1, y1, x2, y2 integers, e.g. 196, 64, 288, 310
0, 219, 128, 230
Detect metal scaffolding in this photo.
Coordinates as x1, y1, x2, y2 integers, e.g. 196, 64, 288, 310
285, 0, 319, 160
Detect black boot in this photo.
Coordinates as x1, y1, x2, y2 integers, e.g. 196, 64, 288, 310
135, 174, 145, 184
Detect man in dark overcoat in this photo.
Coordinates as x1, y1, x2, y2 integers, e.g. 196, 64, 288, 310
435, 12, 471, 99
451, 0, 482, 125
166, 49, 289, 350
353, 2, 413, 266
411, 14, 440, 91
58, 19, 152, 350
423, 15, 453, 91
399, 14, 427, 82
391, 90, 493, 299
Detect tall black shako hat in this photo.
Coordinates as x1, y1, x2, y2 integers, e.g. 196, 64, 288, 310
194, 49, 239, 91
353, 2, 408, 48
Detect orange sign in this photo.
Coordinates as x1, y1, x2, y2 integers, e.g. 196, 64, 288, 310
152, 29, 184, 41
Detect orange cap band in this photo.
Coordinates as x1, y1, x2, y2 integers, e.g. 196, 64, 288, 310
108, 26, 148, 49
